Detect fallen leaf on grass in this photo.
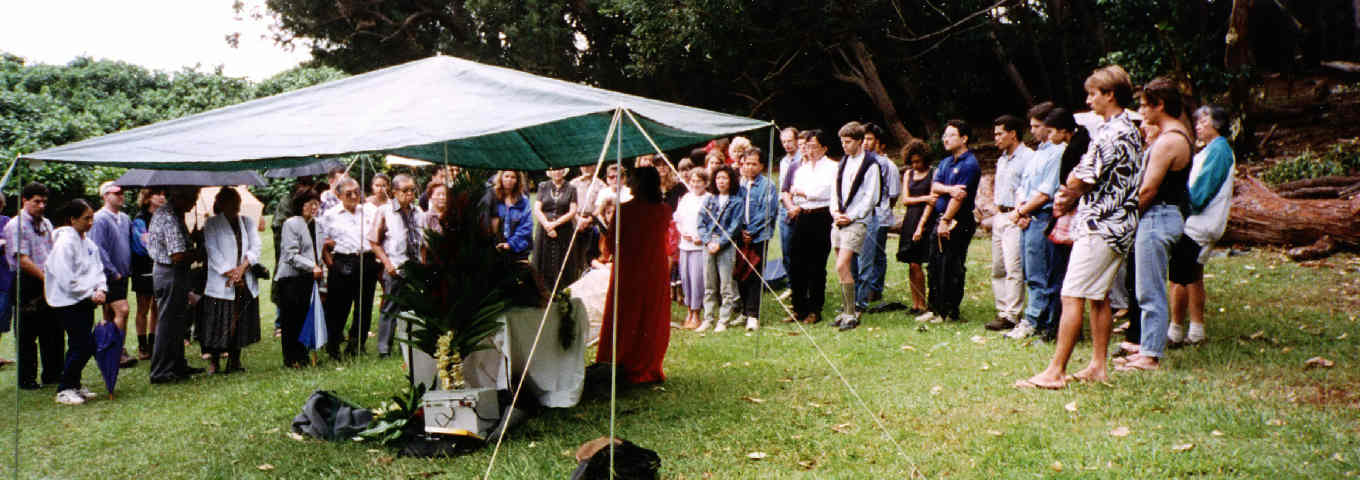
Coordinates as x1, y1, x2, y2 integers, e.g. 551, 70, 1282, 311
1211, 430, 1224, 437
970, 335, 987, 345
1305, 356, 1335, 369
1064, 401, 1078, 412
1338, 333, 1349, 340
374, 456, 394, 465
742, 396, 765, 404
979, 363, 991, 371
986, 430, 1003, 436
265, 427, 280, 434
830, 423, 854, 434
1109, 426, 1130, 437
747, 452, 767, 460
929, 385, 942, 395
1334, 453, 1346, 462
1248, 330, 1265, 340
797, 459, 817, 470
1171, 443, 1195, 453
258, 464, 274, 471
1267, 419, 1286, 426
900, 344, 916, 351
1050, 461, 1063, 472
288, 432, 305, 441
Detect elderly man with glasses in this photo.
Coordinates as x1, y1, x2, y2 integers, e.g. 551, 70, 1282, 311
320, 178, 381, 359
369, 174, 424, 358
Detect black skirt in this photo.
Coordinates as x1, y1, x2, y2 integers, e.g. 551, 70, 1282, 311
896, 213, 936, 264
196, 287, 261, 353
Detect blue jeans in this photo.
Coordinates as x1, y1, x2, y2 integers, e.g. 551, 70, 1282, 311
854, 214, 887, 309
1135, 204, 1184, 358
1021, 210, 1059, 331
779, 215, 795, 285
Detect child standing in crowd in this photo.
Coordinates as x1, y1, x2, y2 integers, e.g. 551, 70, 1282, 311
675, 169, 711, 330
696, 165, 744, 333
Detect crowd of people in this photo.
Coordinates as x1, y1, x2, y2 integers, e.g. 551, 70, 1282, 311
0, 63, 1239, 401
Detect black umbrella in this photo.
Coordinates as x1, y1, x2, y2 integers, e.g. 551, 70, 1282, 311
114, 169, 266, 187
264, 158, 345, 178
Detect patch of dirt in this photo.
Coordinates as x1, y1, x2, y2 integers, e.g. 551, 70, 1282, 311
1291, 381, 1360, 409
1246, 74, 1360, 177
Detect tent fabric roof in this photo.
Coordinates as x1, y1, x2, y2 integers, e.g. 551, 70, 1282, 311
21, 56, 770, 171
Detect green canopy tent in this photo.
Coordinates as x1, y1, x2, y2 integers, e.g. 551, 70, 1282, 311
19, 55, 771, 170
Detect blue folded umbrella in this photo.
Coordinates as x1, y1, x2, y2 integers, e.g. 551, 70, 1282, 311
92, 321, 123, 397
299, 282, 327, 350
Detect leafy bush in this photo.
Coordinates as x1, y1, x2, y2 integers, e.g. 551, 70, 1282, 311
1263, 139, 1360, 185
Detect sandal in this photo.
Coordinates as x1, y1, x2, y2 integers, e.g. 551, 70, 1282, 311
1114, 357, 1159, 372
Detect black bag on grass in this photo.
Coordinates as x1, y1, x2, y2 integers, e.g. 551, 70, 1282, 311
292, 390, 374, 441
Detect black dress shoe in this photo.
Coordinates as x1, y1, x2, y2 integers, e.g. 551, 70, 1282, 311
18, 381, 42, 390
177, 366, 206, 377
985, 317, 1016, 331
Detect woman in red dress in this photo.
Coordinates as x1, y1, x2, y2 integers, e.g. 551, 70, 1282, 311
596, 167, 674, 384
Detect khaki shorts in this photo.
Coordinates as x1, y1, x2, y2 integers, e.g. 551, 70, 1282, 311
831, 222, 868, 251
1061, 234, 1124, 300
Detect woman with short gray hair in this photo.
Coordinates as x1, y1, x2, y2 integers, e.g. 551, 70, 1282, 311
1167, 105, 1236, 346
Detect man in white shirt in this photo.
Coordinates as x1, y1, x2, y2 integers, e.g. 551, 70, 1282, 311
830, 122, 881, 331
370, 174, 423, 358
782, 129, 837, 325
321, 178, 380, 359
986, 115, 1033, 332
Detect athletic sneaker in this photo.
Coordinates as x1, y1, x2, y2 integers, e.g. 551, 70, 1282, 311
730, 315, 747, 327
1005, 321, 1036, 340
55, 390, 85, 405
1186, 323, 1207, 344
76, 386, 98, 400
915, 311, 938, 323
714, 320, 728, 333
695, 319, 713, 333
745, 316, 759, 331
1167, 322, 1186, 344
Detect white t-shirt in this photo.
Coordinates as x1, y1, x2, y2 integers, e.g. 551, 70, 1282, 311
675, 192, 709, 251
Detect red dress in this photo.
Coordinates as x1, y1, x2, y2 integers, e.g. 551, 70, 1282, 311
596, 199, 674, 384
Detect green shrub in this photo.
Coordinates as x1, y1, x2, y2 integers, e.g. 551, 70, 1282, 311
1262, 139, 1360, 185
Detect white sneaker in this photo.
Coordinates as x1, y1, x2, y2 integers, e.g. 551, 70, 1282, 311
915, 311, 937, 323
1167, 322, 1186, 344
55, 389, 85, 405
730, 315, 747, 327
1186, 323, 1207, 344
1005, 321, 1036, 339
695, 319, 713, 333
76, 386, 97, 400
745, 316, 759, 331
714, 320, 728, 333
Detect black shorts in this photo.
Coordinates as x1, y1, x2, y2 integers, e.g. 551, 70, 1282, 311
105, 275, 130, 302
131, 255, 154, 295
1168, 235, 1204, 285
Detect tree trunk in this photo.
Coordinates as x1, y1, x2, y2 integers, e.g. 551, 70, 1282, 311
832, 37, 917, 145
895, 75, 941, 139
1225, 0, 1257, 158
1223, 176, 1360, 247
987, 26, 1034, 106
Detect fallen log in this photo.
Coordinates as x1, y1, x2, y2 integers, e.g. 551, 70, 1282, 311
1223, 175, 1360, 248
1275, 175, 1360, 191
1278, 185, 1346, 199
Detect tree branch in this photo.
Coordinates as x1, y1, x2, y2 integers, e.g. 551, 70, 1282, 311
887, 0, 1014, 43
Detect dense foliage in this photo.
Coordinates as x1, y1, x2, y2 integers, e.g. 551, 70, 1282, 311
1263, 138, 1360, 185
253, 0, 1358, 150
0, 53, 344, 206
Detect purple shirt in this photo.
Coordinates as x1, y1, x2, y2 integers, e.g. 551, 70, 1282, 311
91, 207, 133, 277
0, 215, 12, 292
3, 210, 54, 274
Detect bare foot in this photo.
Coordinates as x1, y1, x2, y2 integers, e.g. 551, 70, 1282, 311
1015, 373, 1066, 390
1070, 365, 1109, 383
1115, 355, 1159, 372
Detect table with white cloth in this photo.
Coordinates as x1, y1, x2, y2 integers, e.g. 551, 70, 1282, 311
399, 296, 590, 408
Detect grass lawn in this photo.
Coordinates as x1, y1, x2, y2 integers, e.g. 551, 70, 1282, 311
2, 226, 1358, 479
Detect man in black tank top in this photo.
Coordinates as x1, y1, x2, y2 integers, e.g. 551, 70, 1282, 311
1115, 77, 1192, 373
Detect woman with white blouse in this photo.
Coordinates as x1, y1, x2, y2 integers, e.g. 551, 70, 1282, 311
674, 169, 711, 330
46, 199, 107, 405
198, 188, 263, 374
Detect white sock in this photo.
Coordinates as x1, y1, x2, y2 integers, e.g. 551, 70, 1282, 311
1187, 322, 1206, 342
1167, 322, 1185, 343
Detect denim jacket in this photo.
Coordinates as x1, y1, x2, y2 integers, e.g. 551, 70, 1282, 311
740, 175, 778, 243
698, 186, 746, 250
496, 195, 533, 256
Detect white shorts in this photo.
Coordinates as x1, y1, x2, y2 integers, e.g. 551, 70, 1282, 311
1061, 234, 1124, 300
831, 222, 868, 251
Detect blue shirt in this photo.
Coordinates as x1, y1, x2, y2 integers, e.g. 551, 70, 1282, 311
130, 212, 151, 258
91, 208, 133, 277
932, 150, 982, 223
740, 175, 777, 243
496, 195, 533, 255
699, 187, 746, 249
1016, 142, 1064, 210
1188, 137, 1234, 213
